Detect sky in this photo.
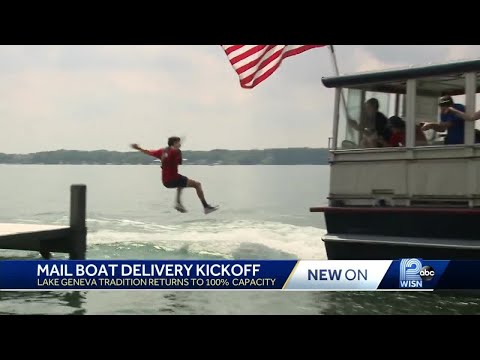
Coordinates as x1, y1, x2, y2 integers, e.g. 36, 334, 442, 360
1, 45, 480, 153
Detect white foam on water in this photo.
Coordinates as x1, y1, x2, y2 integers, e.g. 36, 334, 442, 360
88, 219, 327, 260
88, 217, 178, 231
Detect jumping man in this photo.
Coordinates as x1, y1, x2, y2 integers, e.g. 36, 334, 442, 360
131, 137, 218, 214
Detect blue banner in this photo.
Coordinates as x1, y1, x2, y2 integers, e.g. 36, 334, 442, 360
0, 260, 297, 290
370, 259, 480, 291
2, 259, 480, 291
378, 259, 450, 290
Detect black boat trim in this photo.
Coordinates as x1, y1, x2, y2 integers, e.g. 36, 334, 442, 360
310, 206, 480, 215
321, 59, 480, 88
322, 234, 480, 249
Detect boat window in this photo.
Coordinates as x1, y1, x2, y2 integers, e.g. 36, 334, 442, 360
336, 89, 406, 149
334, 72, 476, 150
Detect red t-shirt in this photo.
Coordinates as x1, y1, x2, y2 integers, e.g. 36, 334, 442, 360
147, 147, 182, 183
388, 132, 405, 147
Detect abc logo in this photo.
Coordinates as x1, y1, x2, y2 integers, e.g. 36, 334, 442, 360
419, 265, 435, 281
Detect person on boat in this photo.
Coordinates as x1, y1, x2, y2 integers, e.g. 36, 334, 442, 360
445, 105, 480, 142
421, 96, 466, 145
447, 105, 480, 122
384, 116, 406, 147
380, 116, 428, 147
131, 137, 218, 214
347, 98, 390, 148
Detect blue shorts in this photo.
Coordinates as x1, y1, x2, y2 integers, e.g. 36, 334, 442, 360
163, 175, 188, 189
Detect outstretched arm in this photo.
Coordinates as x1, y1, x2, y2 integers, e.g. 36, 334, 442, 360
131, 143, 155, 156
131, 143, 168, 161
348, 118, 359, 131
448, 107, 480, 122
422, 122, 451, 132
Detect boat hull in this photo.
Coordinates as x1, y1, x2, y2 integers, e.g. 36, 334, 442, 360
311, 207, 480, 260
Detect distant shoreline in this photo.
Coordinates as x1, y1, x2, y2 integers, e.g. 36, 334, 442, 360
0, 163, 325, 166
0, 148, 330, 166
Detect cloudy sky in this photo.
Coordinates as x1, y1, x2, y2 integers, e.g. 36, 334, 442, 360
1, 45, 480, 153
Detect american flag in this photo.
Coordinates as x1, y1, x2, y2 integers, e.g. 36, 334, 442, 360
221, 45, 325, 89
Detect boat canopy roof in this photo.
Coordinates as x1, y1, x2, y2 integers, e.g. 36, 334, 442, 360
321, 59, 480, 96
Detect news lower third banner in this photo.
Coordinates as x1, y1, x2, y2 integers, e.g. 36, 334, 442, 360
0, 259, 479, 291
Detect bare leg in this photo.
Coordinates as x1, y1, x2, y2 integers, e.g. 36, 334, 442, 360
174, 188, 187, 213
187, 179, 209, 207
186, 179, 217, 214
176, 188, 183, 205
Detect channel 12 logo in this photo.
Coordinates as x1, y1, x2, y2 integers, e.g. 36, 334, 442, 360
399, 258, 435, 288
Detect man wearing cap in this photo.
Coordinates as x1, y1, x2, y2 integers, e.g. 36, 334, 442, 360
422, 96, 466, 145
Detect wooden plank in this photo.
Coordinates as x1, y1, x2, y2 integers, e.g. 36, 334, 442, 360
0, 224, 72, 254
0, 223, 69, 237
0, 185, 88, 259
69, 185, 87, 260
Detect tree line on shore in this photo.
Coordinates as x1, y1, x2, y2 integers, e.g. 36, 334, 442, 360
0, 148, 330, 165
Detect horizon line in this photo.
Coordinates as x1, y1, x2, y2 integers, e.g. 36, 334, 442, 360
1, 147, 330, 155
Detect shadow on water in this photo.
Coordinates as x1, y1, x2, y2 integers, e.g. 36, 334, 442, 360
150, 289, 480, 315
2, 289, 479, 315
0, 291, 87, 315
313, 291, 480, 315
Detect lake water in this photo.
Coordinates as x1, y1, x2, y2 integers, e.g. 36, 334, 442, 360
1, 165, 479, 315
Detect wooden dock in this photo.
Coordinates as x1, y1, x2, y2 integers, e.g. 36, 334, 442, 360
0, 185, 87, 260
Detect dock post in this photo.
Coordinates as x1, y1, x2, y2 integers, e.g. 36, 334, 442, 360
69, 185, 87, 260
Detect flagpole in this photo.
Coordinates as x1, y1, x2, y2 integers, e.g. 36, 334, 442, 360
328, 45, 348, 114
